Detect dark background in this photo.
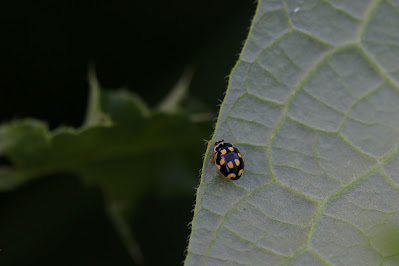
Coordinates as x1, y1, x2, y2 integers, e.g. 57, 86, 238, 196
0, 1, 255, 265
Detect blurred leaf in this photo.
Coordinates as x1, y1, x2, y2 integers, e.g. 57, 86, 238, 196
158, 67, 194, 113
0, 72, 212, 265
84, 67, 112, 127
186, 0, 399, 265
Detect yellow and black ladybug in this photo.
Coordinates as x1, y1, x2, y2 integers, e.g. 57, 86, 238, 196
211, 139, 244, 185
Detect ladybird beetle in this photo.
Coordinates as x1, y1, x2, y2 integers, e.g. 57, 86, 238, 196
210, 139, 244, 185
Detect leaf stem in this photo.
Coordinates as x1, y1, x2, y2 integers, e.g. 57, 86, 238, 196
105, 200, 144, 265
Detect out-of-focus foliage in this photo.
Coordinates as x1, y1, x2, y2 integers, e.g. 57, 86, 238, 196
0, 72, 212, 264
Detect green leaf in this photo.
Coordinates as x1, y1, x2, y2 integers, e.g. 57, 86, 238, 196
157, 67, 194, 113
0, 72, 212, 264
186, 0, 399, 265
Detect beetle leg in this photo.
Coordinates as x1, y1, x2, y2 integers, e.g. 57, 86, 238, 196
209, 152, 217, 162
219, 172, 228, 185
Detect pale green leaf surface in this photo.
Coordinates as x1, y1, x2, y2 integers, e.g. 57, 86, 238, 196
186, 0, 399, 265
